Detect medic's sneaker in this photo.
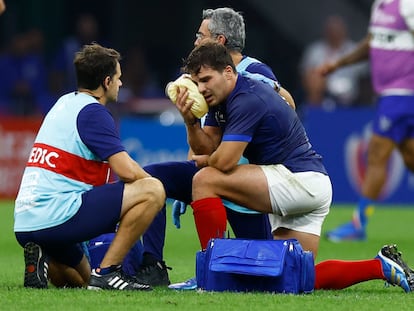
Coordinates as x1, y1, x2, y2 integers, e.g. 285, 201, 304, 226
23, 242, 48, 289
88, 266, 152, 291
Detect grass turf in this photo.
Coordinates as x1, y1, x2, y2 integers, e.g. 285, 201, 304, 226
1, 200, 414, 310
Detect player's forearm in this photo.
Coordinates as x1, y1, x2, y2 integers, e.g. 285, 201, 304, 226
109, 151, 150, 182
192, 153, 236, 172
207, 153, 236, 172
118, 163, 151, 183
186, 122, 217, 155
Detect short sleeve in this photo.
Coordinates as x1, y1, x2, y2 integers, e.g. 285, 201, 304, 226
77, 104, 125, 160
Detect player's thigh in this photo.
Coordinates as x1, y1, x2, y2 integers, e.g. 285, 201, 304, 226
223, 165, 270, 207
15, 182, 124, 249
262, 165, 331, 216
367, 134, 395, 164
193, 165, 271, 212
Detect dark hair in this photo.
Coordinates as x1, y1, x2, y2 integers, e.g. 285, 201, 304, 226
183, 41, 236, 75
74, 42, 121, 90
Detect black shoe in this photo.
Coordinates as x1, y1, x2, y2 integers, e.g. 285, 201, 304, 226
23, 242, 48, 289
135, 261, 171, 286
88, 266, 152, 291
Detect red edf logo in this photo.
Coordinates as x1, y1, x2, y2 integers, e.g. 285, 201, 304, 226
344, 122, 404, 200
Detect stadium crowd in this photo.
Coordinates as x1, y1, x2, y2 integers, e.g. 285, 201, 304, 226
0, 12, 164, 118
0, 2, 376, 119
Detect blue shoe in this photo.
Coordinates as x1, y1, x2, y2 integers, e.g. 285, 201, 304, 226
376, 244, 413, 293
325, 221, 366, 242
168, 277, 197, 290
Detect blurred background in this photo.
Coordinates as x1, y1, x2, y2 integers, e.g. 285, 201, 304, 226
0, 0, 374, 115
2, 0, 413, 204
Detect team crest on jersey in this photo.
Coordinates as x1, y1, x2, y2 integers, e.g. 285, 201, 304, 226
344, 122, 404, 200
214, 107, 226, 127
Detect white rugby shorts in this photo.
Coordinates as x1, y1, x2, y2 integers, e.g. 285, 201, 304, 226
260, 164, 332, 236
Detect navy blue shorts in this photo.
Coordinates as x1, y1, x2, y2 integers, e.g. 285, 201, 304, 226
373, 95, 414, 143
15, 181, 124, 267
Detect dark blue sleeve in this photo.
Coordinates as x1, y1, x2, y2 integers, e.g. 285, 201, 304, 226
77, 103, 125, 160
222, 93, 264, 142
245, 62, 278, 81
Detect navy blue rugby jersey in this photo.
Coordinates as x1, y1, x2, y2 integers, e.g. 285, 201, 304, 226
204, 75, 327, 174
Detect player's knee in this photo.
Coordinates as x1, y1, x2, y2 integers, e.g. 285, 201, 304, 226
141, 177, 166, 211
193, 167, 216, 189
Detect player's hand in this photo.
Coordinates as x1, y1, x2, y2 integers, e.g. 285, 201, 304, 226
174, 87, 199, 126
172, 200, 187, 229
192, 154, 209, 168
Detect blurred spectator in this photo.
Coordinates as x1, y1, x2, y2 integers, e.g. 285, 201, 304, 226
0, 28, 53, 116
0, 0, 6, 15
117, 45, 164, 114
50, 13, 103, 94
300, 15, 371, 108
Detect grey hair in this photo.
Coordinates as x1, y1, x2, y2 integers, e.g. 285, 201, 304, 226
202, 7, 245, 52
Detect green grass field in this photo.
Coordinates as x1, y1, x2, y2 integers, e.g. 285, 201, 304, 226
1, 200, 414, 310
